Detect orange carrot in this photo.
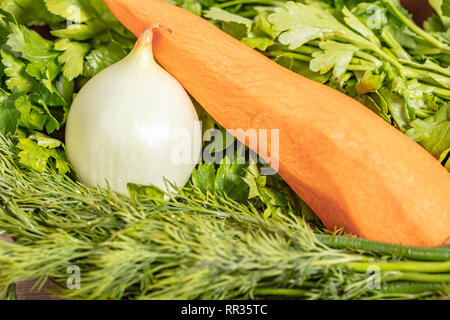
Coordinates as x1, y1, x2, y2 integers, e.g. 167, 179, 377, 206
105, 0, 450, 247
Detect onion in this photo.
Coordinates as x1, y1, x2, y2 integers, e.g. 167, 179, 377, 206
66, 26, 202, 194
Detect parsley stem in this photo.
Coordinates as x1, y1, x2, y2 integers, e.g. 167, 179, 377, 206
216, 0, 283, 9
382, 0, 450, 52
380, 28, 412, 61
265, 50, 311, 62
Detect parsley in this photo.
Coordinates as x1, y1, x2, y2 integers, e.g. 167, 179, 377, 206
0, 0, 135, 174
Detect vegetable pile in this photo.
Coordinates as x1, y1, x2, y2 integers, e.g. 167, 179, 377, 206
105, 0, 450, 247
0, 0, 449, 299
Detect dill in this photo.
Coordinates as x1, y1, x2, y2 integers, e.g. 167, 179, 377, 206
0, 134, 448, 300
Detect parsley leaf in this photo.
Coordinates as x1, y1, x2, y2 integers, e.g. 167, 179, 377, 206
268, 2, 365, 49
83, 42, 128, 77
310, 41, 358, 79
55, 39, 90, 80
17, 137, 71, 174
1, 0, 62, 26
14, 94, 47, 131
191, 163, 215, 194
0, 91, 20, 134
6, 23, 59, 65
1, 49, 37, 92
406, 105, 450, 159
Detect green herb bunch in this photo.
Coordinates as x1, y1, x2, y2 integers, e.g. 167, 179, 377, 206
0, 134, 449, 300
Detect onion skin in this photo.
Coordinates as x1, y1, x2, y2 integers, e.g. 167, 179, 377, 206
65, 28, 202, 194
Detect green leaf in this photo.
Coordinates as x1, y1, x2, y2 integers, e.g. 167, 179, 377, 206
36, 82, 64, 107
28, 131, 61, 148
254, 13, 279, 39
0, 91, 21, 134
406, 105, 450, 159
54, 74, 74, 103
214, 159, 249, 203
50, 21, 105, 41
379, 88, 409, 131
16, 137, 50, 172
204, 7, 253, 27
6, 23, 59, 65
83, 43, 128, 78
55, 39, 90, 81
1, 0, 62, 26
268, 2, 365, 49
220, 21, 249, 40
356, 72, 384, 94
204, 7, 252, 40
181, 0, 202, 16
43, 0, 97, 23
1, 49, 37, 92
127, 183, 164, 201
243, 164, 267, 199
191, 163, 215, 194
17, 137, 70, 174
0, 8, 16, 44
241, 37, 274, 51
14, 94, 47, 131
342, 6, 380, 47
310, 41, 358, 79
429, 0, 450, 29
30, 92, 60, 133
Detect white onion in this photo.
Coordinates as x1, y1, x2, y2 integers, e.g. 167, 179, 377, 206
66, 27, 202, 194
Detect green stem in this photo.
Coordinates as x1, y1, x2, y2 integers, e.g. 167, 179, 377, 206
380, 27, 412, 61
395, 272, 450, 283
426, 85, 450, 99
238, 10, 258, 18
265, 50, 311, 62
379, 281, 445, 294
402, 66, 450, 89
266, 51, 376, 72
354, 51, 382, 67
216, 0, 283, 9
316, 234, 450, 261
382, 0, 450, 52
347, 261, 450, 273
347, 64, 376, 72
253, 288, 308, 297
400, 60, 450, 77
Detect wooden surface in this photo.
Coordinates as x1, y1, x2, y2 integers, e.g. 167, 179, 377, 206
401, 0, 434, 25
13, 281, 64, 300
0, 236, 64, 300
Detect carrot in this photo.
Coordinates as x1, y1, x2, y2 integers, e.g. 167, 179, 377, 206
104, 0, 450, 247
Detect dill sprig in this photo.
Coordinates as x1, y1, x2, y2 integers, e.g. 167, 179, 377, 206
0, 134, 448, 300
